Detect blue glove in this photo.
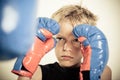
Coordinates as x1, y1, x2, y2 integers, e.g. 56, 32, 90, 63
72, 24, 109, 80
12, 17, 60, 78
36, 17, 59, 41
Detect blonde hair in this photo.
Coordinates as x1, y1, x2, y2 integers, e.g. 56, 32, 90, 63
52, 5, 97, 26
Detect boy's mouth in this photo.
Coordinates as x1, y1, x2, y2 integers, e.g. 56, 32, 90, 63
61, 55, 73, 60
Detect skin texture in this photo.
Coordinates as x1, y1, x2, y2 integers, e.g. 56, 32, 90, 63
17, 20, 111, 80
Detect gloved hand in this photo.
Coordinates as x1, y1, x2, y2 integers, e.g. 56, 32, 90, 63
11, 17, 60, 78
72, 24, 109, 80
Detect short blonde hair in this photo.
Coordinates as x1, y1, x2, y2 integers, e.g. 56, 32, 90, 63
52, 5, 97, 26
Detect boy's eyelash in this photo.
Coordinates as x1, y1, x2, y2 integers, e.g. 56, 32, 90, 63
73, 39, 78, 41
56, 37, 63, 40
56, 37, 65, 42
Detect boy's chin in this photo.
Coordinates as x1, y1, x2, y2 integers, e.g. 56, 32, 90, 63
58, 61, 79, 68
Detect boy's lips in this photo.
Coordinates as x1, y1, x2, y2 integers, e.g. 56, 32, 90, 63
61, 55, 73, 60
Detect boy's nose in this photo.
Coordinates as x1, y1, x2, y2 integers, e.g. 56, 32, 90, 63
63, 41, 72, 51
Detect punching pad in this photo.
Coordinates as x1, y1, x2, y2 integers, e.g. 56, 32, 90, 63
0, 0, 37, 60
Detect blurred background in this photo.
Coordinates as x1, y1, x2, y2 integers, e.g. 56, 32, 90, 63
0, 0, 120, 80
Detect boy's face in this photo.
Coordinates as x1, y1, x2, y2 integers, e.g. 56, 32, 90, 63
55, 20, 82, 68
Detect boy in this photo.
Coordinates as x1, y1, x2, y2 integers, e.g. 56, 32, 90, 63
16, 5, 111, 80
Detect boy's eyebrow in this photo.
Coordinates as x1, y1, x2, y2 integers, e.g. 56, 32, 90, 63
56, 33, 62, 36
55, 33, 65, 38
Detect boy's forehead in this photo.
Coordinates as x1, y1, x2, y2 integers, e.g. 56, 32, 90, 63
59, 21, 80, 34
59, 19, 81, 28
59, 22, 73, 33
56, 29, 76, 39
56, 19, 81, 38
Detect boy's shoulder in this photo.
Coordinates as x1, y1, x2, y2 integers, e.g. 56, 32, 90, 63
101, 65, 112, 80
